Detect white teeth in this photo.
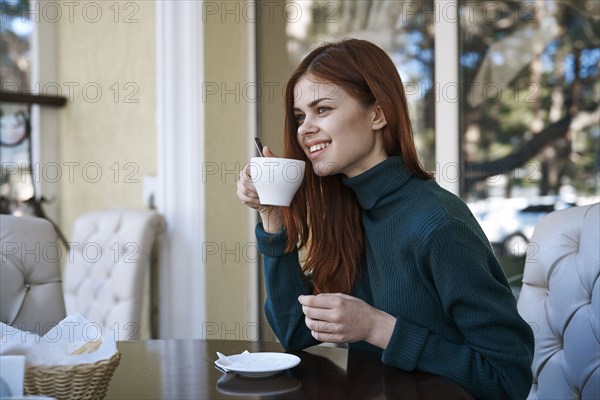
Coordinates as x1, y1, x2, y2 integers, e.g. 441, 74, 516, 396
309, 142, 330, 153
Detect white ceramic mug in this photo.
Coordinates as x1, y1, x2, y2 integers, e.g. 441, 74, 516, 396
250, 157, 305, 206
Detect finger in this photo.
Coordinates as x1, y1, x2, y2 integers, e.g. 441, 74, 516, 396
236, 183, 261, 207
311, 329, 335, 342
236, 183, 259, 202
298, 294, 339, 308
263, 146, 278, 158
304, 316, 336, 334
306, 318, 340, 342
298, 295, 326, 308
317, 293, 352, 299
238, 197, 260, 209
312, 330, 342, 343
238, 168, 258, 191
302, 305, 334, 322
237, 181, 259, 198
237, 190, 259, 205
240, 164, 253, 182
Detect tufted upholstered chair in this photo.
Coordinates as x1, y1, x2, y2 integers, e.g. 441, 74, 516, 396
517, 203, 599, 400
63, 209, 166, 341
0, 215, 66, 335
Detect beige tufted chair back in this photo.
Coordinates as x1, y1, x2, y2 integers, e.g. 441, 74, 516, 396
517, 203, 599, 400
63, 209, 166, 341
1, 215, 66, 335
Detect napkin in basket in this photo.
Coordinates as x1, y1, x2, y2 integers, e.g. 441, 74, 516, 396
0, 313, 117, 367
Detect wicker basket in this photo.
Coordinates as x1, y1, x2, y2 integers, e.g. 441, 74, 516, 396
24, 352, 121, 400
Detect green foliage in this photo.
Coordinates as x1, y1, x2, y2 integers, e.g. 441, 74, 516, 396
460, 0, 599, 196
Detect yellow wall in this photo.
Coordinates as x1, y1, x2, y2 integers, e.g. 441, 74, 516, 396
57, 1, 156, 238
203, 11, 256, 334
258, 11, 293, 340
259, 11, 289, 156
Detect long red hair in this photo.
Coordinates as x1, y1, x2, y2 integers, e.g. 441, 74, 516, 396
283, 39, 432, 294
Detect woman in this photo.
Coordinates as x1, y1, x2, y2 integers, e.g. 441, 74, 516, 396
237, 38, 533, 399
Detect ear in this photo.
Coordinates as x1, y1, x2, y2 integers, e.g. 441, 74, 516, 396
371, 105, 387, 131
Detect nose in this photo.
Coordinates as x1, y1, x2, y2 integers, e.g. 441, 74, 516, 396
297, 114, 318, 136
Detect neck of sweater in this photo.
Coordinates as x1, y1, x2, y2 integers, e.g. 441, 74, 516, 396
342, 156, 413, 210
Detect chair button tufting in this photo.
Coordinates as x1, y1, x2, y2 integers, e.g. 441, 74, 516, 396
24, 283, 31, 292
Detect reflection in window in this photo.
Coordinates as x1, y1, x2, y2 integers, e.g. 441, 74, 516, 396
284, 0, 435, 169
460, 0, 599, 290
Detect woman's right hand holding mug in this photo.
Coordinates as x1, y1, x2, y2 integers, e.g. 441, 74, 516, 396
236, 146, 285, 233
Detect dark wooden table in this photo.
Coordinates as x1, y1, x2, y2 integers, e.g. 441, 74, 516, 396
106, 340, 472, 399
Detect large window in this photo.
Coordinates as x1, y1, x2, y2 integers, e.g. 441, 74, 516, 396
258, 0, 437, 340
258, 0, 598, 301
459, 0, 599, 292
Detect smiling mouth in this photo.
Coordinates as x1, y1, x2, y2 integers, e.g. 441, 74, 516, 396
309, 142, 330, 153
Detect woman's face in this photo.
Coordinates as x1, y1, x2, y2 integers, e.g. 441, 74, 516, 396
293, 75, 388, 178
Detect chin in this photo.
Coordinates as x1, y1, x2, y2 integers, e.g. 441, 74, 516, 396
312, 161, 339, 177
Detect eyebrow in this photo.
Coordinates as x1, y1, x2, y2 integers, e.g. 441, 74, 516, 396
293, 98, 335, 112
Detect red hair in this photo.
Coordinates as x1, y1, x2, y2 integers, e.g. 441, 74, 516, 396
283, 39, 432, 294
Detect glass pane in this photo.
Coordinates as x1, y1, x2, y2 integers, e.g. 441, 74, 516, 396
283, 0, 436, 167
258, 0, 436, 340
0, 104, 29, 163
1, 0, 34, 215
0, 104, 34, 215
459, 0, 600, 293
1, 0, 33, 90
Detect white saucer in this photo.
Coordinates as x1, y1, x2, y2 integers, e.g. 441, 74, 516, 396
214, 352, 301, 378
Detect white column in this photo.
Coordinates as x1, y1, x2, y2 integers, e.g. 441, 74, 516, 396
246, 0, 260, 333
434, 0, 460, 195
155, 1, 206, 338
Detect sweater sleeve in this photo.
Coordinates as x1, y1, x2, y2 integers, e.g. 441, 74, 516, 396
381, 219, 534, 400
255, 222, 319, 351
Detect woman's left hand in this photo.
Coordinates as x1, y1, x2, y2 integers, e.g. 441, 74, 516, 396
298, 293, 396, 349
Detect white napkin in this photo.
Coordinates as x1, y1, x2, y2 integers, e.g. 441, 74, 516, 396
0, 313, 117, 367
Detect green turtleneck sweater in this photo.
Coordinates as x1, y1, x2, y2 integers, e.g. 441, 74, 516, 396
256, 156, 534, 400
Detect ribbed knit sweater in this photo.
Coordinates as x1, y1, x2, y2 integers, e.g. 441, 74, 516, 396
256, 156, 534, 400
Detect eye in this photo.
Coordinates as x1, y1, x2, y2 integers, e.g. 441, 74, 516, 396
294, 114, 305, 125
316, 106, 331, 114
